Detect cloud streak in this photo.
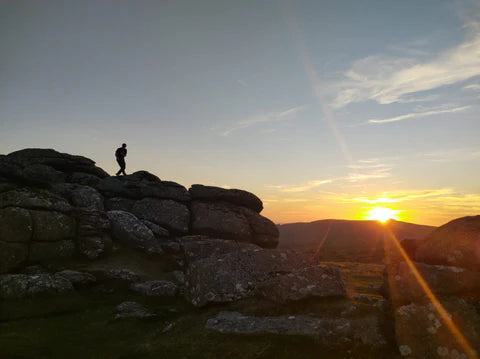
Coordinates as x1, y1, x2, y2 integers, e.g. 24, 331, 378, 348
331, 23, 480, 108
221, 106, 306, 136
366, 105, 470, 124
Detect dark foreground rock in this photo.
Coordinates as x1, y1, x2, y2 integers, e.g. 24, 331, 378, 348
114, 301, 156, 320
416, 215, 480, 271
206, 311, 386, 347
0, 273, 73, 299
130, 280, 177, 297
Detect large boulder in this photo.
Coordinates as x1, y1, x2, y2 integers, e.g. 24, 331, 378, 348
394, 299, 480, 359
243, 208, 279, 248
190, 201, 252, 242
55, 270, 96, 288
184, 245, 312, 307
96, 171, 190, 202
107, 210, 155, 250
30, 210, 76, 241
257, 265, 346, 303
4, 148, 108, 178
189, 184, 263, 213
29, 240, 76, 261
0, 188, 72, 212
0, 207, 32, 242
76, 209, 110, 237
386, 261, 480, 305
0, 273, 74, 299
0, 241, 28, 273
206, 312, 386, 347
104, 197, 135, 212
132, 198, 190, 234
51, 183, 104, 211
416, 216, 480, 272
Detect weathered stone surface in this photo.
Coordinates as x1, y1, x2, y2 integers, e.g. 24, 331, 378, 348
184, 247, 310, 307
30, 210, 76, 241
190, 201, 252, 242
29, 240, 76, 261
182, 235, 260, 264
132, 198, 190, 234
67, 172, 102, 187
0, 273, 73, 299
87, 268, 140, 284
130, 280, 178, 297
5, 148, 108, 178
394, 299, 480, 359
257, 265, 346, 303
206, 312, 386, 347
77, 235, 112, 260
107, 210, 155, 250
22, 164, 66, 185
114, 301, 156, 320
243, 208, 279, 248
96, 171, 190, 202
0, 188, 72, 212
0, 207, 32, 242
55, 270, 96, 288
416, 215, 480, 272
104, 197, 135, 212
386, 261, 480, 305
0, 241, 28, 273
141, 220, 170, 237
76, 209, 110, 236
51, 183, 104, 211
189, 184, 263, 213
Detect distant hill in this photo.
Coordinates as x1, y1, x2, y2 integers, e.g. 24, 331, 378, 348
278, 219, 436, 263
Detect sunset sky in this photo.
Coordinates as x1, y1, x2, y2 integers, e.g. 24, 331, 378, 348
1, 0, 479, 226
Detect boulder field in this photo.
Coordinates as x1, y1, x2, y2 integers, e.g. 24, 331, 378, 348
0, 148, 479, 359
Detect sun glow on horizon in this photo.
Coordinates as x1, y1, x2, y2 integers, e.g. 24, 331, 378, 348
367, 206, 399, 223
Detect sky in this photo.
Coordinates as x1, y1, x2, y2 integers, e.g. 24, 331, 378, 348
1, 0, 479, 226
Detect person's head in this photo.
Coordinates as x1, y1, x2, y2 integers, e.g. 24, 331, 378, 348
122, 143, 127, 148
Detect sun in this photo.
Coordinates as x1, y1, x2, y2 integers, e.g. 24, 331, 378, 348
367, 207, 399, 223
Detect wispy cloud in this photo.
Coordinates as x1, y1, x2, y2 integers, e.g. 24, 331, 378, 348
341, 188, 455, 203
268, 179, 333, 193
366, 105, 470, 124
221, 106, 306, 136
463, 84, 480, 91
346, 158, 392, 182
331, 23, 480, 108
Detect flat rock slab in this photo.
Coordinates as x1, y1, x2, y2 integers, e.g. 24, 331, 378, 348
130, 280, 177, 297
0, 273, 73, 299
114, 301, 156, 320
185, 245, 320, 307
257, 265, 346, 303
206, 311, 386, 347
132, 198, 190, 234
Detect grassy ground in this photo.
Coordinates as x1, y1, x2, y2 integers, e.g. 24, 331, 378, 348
0, 261, 396, 359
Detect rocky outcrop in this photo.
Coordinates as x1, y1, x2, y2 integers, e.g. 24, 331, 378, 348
183, 237, 342, 307
206, 311, 386, 347
0, 273, 74, 298
114, 301, 156, 320
416, 215, 480, 272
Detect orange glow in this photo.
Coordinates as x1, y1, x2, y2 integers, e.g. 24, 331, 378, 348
367, 206, 399, 222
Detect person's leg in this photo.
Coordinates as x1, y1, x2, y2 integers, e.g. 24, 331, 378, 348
116, 158, 122, 175
120, 159, 126, 175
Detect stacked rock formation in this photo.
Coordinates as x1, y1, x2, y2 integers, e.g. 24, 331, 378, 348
0, 148, 279, 273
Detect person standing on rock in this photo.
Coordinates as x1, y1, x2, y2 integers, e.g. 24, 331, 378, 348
115, 143, 127, 176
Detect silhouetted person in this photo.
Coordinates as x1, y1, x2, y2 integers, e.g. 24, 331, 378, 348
115, 143, 127, 176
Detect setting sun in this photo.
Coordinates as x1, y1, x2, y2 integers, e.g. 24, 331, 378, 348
367, 207, 399, 223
